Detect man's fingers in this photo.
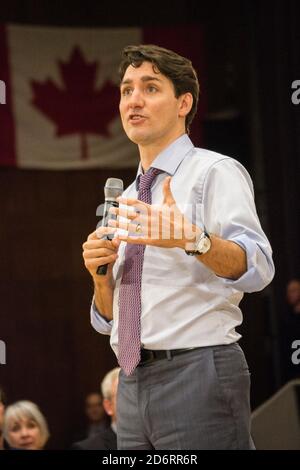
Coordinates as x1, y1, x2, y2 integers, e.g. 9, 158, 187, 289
83, 237, 117, 251
95, 226, 117, 238
108, 212, 147, 226
117, 196, 140, 205
117, 197, 150, 213
83, 247, 117, 260
109, 207, 139, 220
108, 217, 148, 235
84, 253, 118, 270
117, 234, 156, 245
87, 227, 117, 241
111, 237, 121, 249
87, 231, 99, 241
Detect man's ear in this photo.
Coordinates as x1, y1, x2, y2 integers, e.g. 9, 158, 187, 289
102, 398, 113, 417
178, 92, 193, 118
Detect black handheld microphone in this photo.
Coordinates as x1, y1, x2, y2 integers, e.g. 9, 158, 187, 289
96, 178, 124, 276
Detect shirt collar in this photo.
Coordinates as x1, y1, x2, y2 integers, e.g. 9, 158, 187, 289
135, 134, 194, 191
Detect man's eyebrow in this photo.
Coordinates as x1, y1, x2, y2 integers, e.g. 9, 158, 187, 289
120, 75, 163, 86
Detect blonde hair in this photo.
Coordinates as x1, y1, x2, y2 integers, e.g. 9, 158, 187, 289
101, 367, 120, 400
3, 400, 50, 448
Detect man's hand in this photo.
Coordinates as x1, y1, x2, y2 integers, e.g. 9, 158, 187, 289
82, 227, 120, 285
108, 176, 199, 250
107, 176, 247, 280
82, 227, 121, 321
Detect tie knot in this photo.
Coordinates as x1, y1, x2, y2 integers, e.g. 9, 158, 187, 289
138, 168, 162, 192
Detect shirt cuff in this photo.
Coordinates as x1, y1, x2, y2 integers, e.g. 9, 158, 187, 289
90, 298, 113, 335
222, 234, 275, 293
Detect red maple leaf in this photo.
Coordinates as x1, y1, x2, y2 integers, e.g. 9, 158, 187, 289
31, 47, 120, 160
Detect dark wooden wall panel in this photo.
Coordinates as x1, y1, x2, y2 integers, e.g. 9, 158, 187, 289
0, 168, 135, 448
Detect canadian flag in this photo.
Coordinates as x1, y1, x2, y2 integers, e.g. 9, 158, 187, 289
0, 24, 204, 169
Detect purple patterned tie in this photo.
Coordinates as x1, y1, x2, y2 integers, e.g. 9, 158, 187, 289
118, 167, 162, 376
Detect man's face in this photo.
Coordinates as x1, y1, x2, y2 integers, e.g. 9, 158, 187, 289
119, 61, 185, 147
85, 393, 104, 422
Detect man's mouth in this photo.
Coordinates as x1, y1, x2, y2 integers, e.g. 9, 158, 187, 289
129, 114, 146, 122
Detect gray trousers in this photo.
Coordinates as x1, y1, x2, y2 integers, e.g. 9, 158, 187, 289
116, 343, 255, 450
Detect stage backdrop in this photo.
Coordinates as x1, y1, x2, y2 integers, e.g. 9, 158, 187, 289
0, 24, 205, 169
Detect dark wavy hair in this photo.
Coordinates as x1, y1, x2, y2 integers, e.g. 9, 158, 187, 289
119, 44, 200, 133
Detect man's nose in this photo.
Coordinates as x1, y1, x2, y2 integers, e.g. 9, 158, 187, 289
128, 88, 144, 107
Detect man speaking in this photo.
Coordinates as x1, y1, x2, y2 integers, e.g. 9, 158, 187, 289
82, 45, 274, 450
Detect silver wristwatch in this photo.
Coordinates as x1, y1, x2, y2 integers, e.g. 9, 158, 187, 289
185, 230, 211, 256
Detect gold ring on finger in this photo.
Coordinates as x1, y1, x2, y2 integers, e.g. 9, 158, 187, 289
135, 223, 142, 233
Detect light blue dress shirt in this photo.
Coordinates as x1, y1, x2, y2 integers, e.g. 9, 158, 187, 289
90, 134, 274, 354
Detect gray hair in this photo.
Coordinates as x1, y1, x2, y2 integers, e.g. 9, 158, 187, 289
3, 400, 50, 448
101, 367, 120, 400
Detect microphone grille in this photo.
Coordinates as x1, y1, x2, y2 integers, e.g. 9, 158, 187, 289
104, 178, 124, 200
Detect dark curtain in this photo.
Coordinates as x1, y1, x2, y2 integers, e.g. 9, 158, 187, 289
248, 0, 300, 384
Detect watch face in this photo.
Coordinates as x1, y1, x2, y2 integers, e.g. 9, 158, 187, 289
204, 237, 211, 252
185, 232, 211, 256
197, 234, 211, 254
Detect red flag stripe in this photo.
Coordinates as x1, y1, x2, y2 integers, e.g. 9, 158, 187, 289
0, 24, 16, 166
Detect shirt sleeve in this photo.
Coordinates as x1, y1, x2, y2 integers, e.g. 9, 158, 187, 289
90, 297, 113, 335
202, 158, 275, 293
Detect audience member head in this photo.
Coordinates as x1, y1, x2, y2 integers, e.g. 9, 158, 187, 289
3, 400, 49, 450
101, 368, 120, 424
0, 387, 6, 449
286, 278, 300, 313
84, 392, 105, 424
